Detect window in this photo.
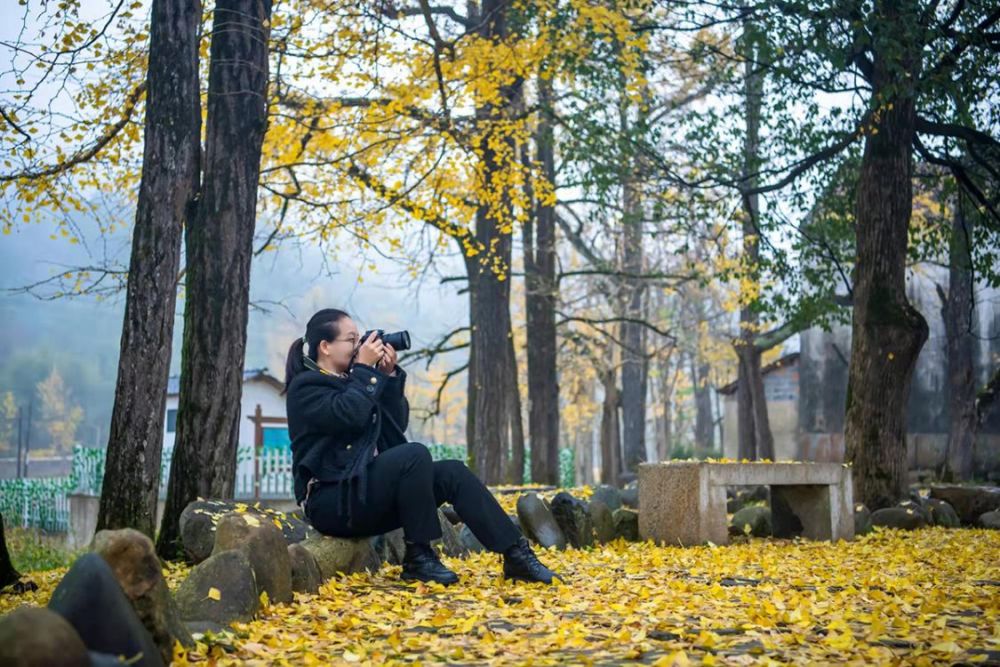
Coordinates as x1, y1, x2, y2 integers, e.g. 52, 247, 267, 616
166, 409, 178, 433
262, 426, 291, 450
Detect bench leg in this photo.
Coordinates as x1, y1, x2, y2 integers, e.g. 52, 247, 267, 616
771, 485, 833, 540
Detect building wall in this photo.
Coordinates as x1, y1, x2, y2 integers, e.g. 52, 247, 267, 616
164, 377, 287, 451
722, 363, 800, 461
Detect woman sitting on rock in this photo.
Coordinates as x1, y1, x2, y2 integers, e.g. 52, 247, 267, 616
284, 308, 562, 586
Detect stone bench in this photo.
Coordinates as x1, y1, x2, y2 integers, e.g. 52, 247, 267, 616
638, 461, 854, 546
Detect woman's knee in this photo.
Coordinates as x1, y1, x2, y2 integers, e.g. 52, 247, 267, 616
397, 441, 433, 466
433, 458, 475, 480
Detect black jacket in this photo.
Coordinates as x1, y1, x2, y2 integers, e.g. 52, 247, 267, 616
286, 362, 409, 525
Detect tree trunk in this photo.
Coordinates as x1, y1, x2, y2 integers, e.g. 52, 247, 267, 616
940, 193, 976, 481
734, 19, 774, 463
619, 178, 647, 474
523, 76, 560, 486
157, 0, 272, 557
96, 0, 201, 537
599, 356, 621, 485
845, 10, 928, 510
692, 356, 715, 457
465, 0, 522, 485
0, 515, 21, 590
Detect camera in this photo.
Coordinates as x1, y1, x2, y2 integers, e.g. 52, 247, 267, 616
361, 329, 411, 351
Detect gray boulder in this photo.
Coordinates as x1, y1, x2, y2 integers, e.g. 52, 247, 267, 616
897, 500, 931, 523
91, 528, 193, 661
590, 485, 623, 512
211, 512, 293, 604
376, 529, 406, 566
925, 498, 961, 528
621, 481, 639, 509
516, 493, 567, 549
179, 499, 309, 564
457, 524, 485, 553
550, 492, 594, 549
613, 508, 640, 541
854, 503, 873, 536
300, 535, 381, 580
730, 505, 772, 537
871, 506, 927, 530
929, 485, 1000, 525
0, 607, 89, 667
175, 549, 259, 626
440, 504, 461, 525
589, 499, 617, 543
979, 510, 1000, 530
433, 508, 469, 558
287, 543, 323, 594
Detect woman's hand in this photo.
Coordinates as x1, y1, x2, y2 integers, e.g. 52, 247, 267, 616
377, 344, 398, 375
355, 333, 386, 367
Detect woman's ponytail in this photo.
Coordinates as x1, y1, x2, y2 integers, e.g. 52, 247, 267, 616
283, 337, 307, 394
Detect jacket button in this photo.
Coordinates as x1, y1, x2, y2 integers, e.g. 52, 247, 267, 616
346, 444, 352, 450
370, 377, 378, 385
365, 385, 375, 394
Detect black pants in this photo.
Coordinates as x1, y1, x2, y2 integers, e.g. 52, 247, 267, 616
306, 442, 521, 553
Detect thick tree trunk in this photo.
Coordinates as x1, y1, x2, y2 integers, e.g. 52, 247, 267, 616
523, 76, 560, 486
845, 15, 928, 509
940, 194, 976, 482
619, 179, 647, 475
157, 0, 272, 557
734, 20, 774, 463
465, 0, 522, 485
96, 0, 201, 537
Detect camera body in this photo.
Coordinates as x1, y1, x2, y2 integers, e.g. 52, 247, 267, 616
361, 329, 411, 351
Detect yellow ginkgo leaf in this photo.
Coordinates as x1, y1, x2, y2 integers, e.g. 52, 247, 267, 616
206, 587, 221, 601
243, 514, 261, 527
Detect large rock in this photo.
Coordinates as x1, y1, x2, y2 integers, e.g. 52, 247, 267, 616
925, 498, 961, 528
871, 507, 927, 530
897, 500, 931, 523
175, 549, 259, 626
46, 553, 163, 666
375, 529, 407, 566
212, 512, 293, 604
929, 485, 1000, 525
287, 543, 323, 594
589, 499, 617, 543
440, 504, 461, 525
179, 499, 309, 564
433, 508, 469, 558
621, 481, 639, 509
91, 528, 193, 661
613, 508, 640, 542
854, 503, 873, 536
0, 607, 89, 667
729, 505, 772, 537
516, 493, 567, 549
590, 485, 623, 512
457, 524, 485, 553
979, 510, 1000, 530
550, 492, 594, 549
300, 535, 381, 581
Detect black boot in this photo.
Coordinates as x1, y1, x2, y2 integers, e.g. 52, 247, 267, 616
502, 537, 564, 584
401, 541, 459, 585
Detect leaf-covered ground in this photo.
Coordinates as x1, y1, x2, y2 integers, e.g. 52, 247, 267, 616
7, 526, 997, 665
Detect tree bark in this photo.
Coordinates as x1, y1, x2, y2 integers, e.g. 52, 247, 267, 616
599, 350, 621, 485
845, 4, 929, 510
0, 514, 22, 590
464, 0, 522, 485
734, 19, 774, 463
96, 0, 201, 537
619, 176, 647, 475
157, 0, 272, 557
692, 356, 715, 456
523, 76, 561, 486
940, 194, 976, 482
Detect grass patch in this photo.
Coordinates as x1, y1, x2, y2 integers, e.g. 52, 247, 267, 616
5, 526, 80, 573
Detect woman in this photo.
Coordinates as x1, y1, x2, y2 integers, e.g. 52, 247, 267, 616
285, 308, 562, 585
